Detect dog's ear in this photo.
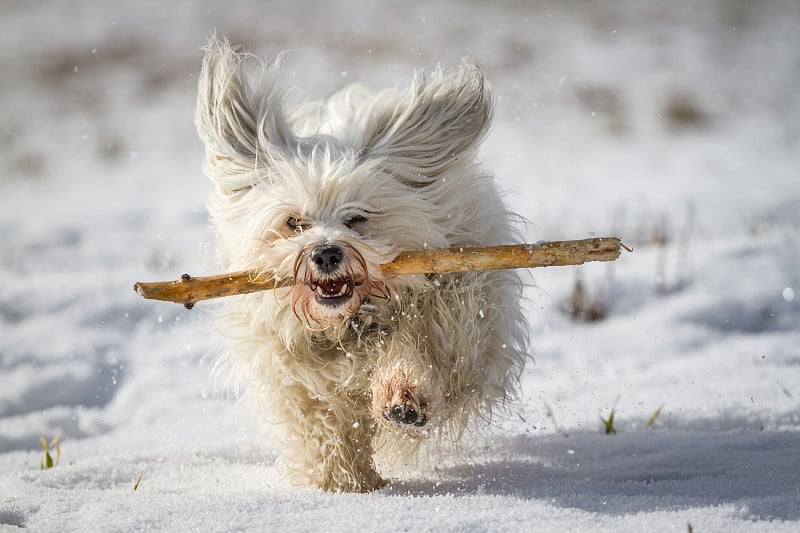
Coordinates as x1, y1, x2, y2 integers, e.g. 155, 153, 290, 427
195, 35, 293, 193
360, 60, 493, 185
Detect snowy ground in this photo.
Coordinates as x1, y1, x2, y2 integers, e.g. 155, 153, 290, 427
1, 1, 799, 531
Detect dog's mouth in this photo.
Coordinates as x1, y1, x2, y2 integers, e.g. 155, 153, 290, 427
290, 243, 385, 326
309, 278, 356, 307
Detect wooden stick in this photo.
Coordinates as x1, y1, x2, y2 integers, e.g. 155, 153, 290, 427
134, 237, 623, 308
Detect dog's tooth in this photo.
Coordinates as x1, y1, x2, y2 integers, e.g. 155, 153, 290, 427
312, 279, 352, 300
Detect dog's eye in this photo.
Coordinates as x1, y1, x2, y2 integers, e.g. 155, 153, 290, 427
287, 216, 311, 232
344, 214, 367, 228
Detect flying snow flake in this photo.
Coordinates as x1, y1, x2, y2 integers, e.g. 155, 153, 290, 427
783, 287, 795, 302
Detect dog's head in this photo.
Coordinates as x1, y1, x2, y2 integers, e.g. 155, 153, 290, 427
195, 37, 494, 329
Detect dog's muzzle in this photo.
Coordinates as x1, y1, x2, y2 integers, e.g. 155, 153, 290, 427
308, 244, 356, 307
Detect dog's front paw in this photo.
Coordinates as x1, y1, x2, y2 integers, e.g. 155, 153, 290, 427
371, 371, 432, 432
385, 399, 428, 427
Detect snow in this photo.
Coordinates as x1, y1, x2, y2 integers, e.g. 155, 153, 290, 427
1, 1, 799, 531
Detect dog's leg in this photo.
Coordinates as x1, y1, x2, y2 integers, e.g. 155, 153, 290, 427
371, 272, 526, 435
370, 332, 444, 435
274, 384, 385, 492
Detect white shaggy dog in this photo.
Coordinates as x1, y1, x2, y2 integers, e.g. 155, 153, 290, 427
195, 37, 529, 492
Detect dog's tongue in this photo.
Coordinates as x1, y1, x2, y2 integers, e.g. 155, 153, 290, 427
319, 279, 347, 295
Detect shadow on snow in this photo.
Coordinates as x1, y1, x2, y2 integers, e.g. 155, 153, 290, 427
385, 428, 800, 521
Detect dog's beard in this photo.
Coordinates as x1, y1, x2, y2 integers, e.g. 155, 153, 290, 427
285, 241, 390, 330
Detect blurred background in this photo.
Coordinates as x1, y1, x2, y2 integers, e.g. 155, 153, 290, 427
3, 0, 798, 239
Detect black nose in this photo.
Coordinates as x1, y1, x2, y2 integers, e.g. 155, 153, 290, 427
309, 244, 344, 274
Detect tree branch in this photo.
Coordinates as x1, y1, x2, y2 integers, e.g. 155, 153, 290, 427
134, 237, 624, 308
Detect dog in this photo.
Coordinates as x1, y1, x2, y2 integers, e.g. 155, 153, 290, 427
195, 36, 529, 492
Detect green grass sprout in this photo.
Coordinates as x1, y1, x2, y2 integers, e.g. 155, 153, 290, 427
39, 433, 62, 470
600, 397, 620, 435
646, 403, 666, 429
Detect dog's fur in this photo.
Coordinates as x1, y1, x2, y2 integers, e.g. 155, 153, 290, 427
195, 36, 529, 492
